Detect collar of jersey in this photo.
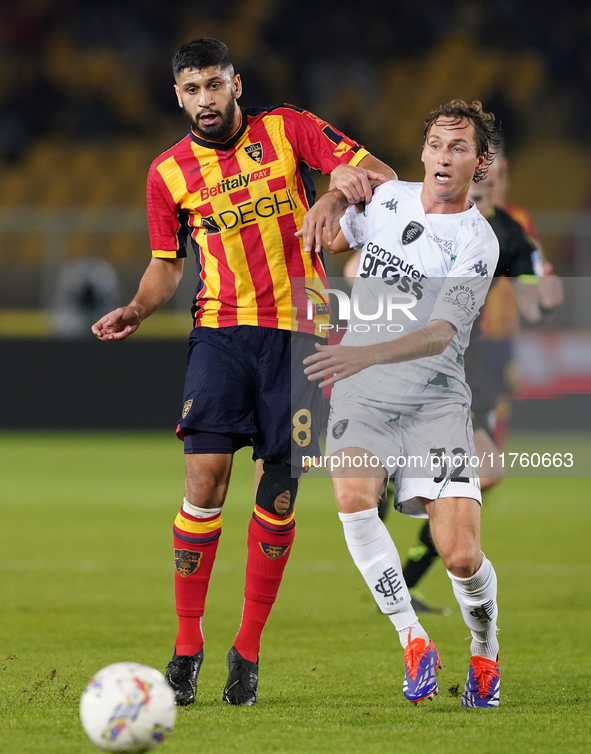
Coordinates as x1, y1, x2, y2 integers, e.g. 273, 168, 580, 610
189, 108, 247, 150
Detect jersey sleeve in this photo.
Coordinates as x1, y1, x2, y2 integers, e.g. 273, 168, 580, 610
147, 163, 188, 259
339, 205, 367, 250
430, 228, 500, 333
279, 105, 370, 174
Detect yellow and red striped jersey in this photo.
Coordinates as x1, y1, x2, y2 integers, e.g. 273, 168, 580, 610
147, 104, 369, 335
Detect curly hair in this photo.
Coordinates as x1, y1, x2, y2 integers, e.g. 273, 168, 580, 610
423, 100, 500, 182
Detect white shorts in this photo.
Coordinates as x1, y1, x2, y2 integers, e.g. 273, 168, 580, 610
325, 398, 481, 517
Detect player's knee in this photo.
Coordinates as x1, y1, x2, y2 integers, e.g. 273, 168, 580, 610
185, 467, 227, 508
256, 461, 300, 516
334, 480, 378, 514
443, 548, 481, 578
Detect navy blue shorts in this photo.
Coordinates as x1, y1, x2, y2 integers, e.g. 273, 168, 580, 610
177, 326, 324, 466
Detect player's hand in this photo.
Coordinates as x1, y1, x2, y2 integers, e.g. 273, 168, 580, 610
295, 190, 348, 253
538, 272, 564, 311
91, 306, 141, 341
329, 164, 388, 205
303, 342, 374, 388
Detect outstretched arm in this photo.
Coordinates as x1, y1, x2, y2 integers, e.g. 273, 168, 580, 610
511, 269, 564, 325
92, 256, 184, 341
295, 189, 353, 254
329, 154, 397, 204
295, 154, 396, 254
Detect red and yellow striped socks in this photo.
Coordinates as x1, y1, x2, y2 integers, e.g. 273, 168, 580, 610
173, 503, 222, 656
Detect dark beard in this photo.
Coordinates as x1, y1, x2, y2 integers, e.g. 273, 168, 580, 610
184, 96, 238, 141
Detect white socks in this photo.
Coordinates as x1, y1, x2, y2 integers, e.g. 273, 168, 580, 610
183, 498, 223, 519
448, 554, 499, 660
339, 509, 498, 658
339, 508, 427, 648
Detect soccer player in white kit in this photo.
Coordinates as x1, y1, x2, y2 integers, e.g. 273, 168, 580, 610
300, 100, 502, 707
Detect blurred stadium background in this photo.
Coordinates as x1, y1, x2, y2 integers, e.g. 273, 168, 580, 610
1, 0, 591, 431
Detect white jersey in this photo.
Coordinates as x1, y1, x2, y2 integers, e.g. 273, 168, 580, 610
336, 180, 499, 408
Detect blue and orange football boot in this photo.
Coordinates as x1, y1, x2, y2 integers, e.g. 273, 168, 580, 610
461, 655, 500, 708
402, 633, 441, 703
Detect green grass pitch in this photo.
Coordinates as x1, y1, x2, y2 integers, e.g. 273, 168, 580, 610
1, 431, 590, 754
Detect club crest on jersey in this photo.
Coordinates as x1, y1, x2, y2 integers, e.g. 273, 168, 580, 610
332, 419, 349, 439
245, 142, 263, 164
402, 221, 425, 245
175, 549, 202, 578
182, 399, 193, 419
260, 543, 289, 560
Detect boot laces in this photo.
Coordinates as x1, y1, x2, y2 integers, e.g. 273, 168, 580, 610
404, 630, 427, 681
473, 658, 500, 697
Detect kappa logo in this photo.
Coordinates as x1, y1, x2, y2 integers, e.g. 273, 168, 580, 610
260, 543, 289, 560
182, 399, 193, 419
401, 221, 425, 245
469, 260, 489, 277
174, 549, 202, 578
332, 419, 349, 440
381, 198, 398, 212
245, 141, 263, 164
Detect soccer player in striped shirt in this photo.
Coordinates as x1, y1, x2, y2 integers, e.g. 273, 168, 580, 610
92, 37, 394, 706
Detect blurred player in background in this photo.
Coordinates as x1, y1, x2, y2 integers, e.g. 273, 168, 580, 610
476, 141, 564, 446
400, 141, 564, 614
92, 38, 394, 707
301, 100, 503, 708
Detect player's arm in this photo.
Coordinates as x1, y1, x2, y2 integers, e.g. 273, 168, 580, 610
501, 215, 563, 323
295, 189, 357, 254
329, 154, 397, 205
537, 262, 564, 312
303, 319, 455, 388
511, 273, 564, 324
299, 156, 395, 253
510, 278, 543, 324
285, 107, 393, 251
92, 256, 184, 341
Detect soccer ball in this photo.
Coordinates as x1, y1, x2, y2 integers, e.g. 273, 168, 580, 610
80, 662, 176, 752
